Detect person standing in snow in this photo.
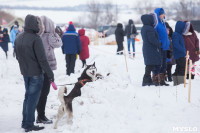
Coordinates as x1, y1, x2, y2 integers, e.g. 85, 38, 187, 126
0, 28, 10, 59
165, 22, 175, 82
0, 26, 3, 49
183, 21, 199, 79
152, 8, 170, 86
125, 19, 137, 58
141, 13, 161, 86
115, 23, 125, 55
78, 28, 90, 67
62, 21, 81, 76
10, 25, 19, 57
172, 21, 187, 86
15, 14, 54, 132
36, 16, 62, 124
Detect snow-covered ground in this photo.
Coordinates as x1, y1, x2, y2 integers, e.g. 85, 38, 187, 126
0, 34, 200, 133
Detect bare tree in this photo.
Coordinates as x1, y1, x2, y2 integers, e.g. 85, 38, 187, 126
87, 0, 101, 29
170, 0, 200, 21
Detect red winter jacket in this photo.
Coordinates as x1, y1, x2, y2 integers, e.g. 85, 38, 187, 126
78, 29, 90, 60
183, 23, 199, 63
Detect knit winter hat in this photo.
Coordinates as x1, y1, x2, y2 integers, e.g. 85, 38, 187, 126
69, 21, 73, 25
159, 9, 165, 15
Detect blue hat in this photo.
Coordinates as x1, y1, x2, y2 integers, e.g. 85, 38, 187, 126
159, 9, 165, 15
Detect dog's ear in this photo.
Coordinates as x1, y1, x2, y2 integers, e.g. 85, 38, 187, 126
93, 62, 95, 66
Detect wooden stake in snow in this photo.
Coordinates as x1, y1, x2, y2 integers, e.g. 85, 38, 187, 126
184, 51, 189, 88
123, 46, 128, 72
188, 60, 192, 103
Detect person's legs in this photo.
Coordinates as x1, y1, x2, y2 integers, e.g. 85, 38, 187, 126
131, 38, 135, 56
5, 51, 8, 59
167, 64, 172, 81
81, 59, 86, 68
69, 54, 76, 75
22, 75, 44, 129
127, 38, 131, 54
119, 42, 123, 54
65, 54, 70, 75
159, 51, 169, 86
142, 65, 155, 86
36, 73, 52, 124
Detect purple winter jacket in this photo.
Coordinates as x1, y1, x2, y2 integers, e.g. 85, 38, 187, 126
39, 16, 63, 70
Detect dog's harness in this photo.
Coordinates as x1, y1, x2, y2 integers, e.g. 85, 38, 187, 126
79, 79, 91, 86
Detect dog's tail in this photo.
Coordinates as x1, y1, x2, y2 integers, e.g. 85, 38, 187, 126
58, 86, 67, 104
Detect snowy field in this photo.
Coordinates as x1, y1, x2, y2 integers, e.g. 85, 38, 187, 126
0, 33, 200, 133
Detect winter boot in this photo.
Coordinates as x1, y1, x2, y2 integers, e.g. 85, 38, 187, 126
152, 74, 159, 86
177, 76, 184, 85
36, 116, 53, 124
159, 73, 169, 86
172, 75, 178, 86
186, 74, 189, 79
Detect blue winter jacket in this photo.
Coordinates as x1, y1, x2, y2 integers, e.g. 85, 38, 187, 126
172, 21, 186, 60
62, 24, 81, 54
141, 14, 161, 65
154, 8, 170, 50
10, 28, 18, 47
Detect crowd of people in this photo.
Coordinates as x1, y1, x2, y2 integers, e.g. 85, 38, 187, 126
0, 7, 199, 132
141, 8, 199, 87
7, 15, 90, 132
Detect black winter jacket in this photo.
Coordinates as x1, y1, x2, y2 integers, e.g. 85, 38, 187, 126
15, 14, 54, 80
115, 23, 125, 43
141, 14, 161, 65
125, 19, 137, 39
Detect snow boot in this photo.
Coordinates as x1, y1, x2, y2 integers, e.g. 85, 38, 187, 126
152, 74, 159, 86
159, 73, 169, 86
172, 75, 178, 86
36, 116, 53, 124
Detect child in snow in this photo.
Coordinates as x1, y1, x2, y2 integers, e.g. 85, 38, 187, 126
165, 22, 175, 82
78, 28, 90, 67
141, 13, 161, 86
172, 21, 187, 86
0, 28, 10, 59
115, 23, 125, 55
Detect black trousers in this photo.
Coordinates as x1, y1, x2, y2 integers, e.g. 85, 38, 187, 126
65, 54, 76, 75
143, 65, 155, 83
173, 57, 186, 76
81, 59, 86, 68
167, 64, 172, 78
117, 41, 123, 54
37, 73, 50, 117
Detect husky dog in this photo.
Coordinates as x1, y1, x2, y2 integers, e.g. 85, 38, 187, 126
54, 62, 100, 129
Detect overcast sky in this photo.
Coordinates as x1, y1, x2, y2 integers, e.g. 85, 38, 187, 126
0, 0, 179, 7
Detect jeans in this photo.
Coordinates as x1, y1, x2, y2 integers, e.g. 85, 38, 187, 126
37, 73, 50, 118
127, 38, 135, 55
153, 50, 167, 75
22, 74, 44, 129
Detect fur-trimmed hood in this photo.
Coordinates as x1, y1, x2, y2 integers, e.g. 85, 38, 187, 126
41, 16, 55, 34
36, 16, 44, 36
